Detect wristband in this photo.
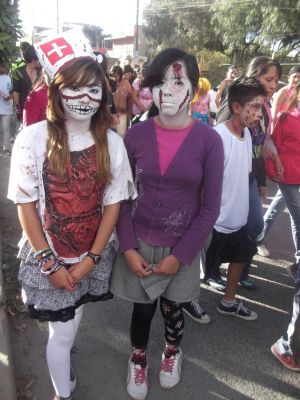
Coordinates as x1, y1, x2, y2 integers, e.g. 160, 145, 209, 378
86, 252, 101, 264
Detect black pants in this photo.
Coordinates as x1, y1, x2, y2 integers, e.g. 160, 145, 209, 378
130, 296, 184, 349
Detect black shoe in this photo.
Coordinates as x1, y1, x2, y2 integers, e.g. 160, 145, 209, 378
182, 299, 211, 324
3, 149, 11, 156
287, 263, 300, 284
239, 278, 257, 290
217, 301, 258, 320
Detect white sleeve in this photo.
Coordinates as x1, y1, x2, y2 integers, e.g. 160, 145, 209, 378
7, 127, 40, 204
103, 131, 136, 206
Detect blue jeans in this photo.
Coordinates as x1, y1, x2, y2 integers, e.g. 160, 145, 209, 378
278, 283, 300, 362
278, 183, 300, 263
257, 189, 286, 244
240, 179, 264, 280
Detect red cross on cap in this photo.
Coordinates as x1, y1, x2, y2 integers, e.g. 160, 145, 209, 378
40, 37, 74, 65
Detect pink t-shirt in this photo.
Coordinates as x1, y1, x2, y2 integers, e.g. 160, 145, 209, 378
191, 93, 210, 114
155, 120, 194, 175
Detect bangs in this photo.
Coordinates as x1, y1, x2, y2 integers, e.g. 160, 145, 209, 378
57, 58, 104, 88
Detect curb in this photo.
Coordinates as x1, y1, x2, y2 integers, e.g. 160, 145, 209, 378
0, 230, 17, 400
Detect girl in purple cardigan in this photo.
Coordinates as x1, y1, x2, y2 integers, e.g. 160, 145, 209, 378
110, 48, 224, 400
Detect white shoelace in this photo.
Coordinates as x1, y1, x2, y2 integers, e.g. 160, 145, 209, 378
191, 299, 205, 315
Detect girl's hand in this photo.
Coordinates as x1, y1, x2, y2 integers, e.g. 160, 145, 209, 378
274, 159, 284, 182
69, 258, 94, 283
153, 255, 180, 276
259, 186, 267, 200
124, 249, 152, 277
48, 266, 75, 292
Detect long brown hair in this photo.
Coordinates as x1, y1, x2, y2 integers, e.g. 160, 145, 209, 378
46, 57, 114, 184
281, 83, 300, 117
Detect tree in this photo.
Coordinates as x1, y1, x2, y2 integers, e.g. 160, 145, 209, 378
0, 0, 23, 62
143, 0, 300, 63
82, 25, 110, 50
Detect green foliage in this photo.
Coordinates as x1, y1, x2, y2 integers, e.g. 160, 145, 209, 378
143, 0, 300, 64
0, 0, 23, 63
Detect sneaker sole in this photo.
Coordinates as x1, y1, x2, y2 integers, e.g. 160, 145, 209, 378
207, 281, 226, 291
271, 345, 300, 372
217, 306, 258, 321
182, 307, 211, 324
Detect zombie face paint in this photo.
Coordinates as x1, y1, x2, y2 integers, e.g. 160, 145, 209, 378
152, 61, 193, 117
240, 95, 265, 128
60, 82, 102, 122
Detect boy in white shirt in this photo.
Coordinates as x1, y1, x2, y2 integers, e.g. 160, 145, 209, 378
183, 78, 267, 321
0, 61, 13, 155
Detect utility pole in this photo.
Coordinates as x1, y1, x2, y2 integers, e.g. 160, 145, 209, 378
134, 0, 139, 57
56, 0, 59, 33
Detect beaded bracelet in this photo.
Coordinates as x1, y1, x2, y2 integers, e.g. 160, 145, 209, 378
41, 258, 62, 275
40, 254, 56, 269
34, 247, 52, 259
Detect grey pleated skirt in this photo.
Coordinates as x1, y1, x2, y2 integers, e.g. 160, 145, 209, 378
110, 238, 203, 303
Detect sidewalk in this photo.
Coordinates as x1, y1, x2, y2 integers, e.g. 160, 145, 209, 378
0, 229, 17, 400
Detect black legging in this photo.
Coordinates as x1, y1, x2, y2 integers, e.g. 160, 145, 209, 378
130, 297, 184, 349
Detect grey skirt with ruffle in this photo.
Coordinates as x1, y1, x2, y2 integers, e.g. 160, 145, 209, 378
18, 238, 116, 322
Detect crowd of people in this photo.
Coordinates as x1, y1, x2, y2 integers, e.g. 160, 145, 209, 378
1, 29, 300, 400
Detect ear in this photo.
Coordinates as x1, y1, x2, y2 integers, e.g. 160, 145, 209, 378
231, 101, 241, 114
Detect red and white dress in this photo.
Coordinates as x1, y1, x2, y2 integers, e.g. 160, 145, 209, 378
8, 120, 135, 321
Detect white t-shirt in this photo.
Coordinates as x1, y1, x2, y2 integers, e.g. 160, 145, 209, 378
213, 122, 252, 234
8, 120, 136, 263
0, 74, 13, 115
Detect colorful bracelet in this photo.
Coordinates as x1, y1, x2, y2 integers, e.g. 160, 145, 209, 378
40, 258, 61, 275
34, 247, 53, 261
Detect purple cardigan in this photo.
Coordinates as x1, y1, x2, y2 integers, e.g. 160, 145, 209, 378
117, 117, 224, 265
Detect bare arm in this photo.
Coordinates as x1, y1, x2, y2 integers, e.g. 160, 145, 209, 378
12, 91, 20, 106
132, 88, 146, 112
215, 81, 225, 108
272, 88, 288, 123
17, 202, 75, 291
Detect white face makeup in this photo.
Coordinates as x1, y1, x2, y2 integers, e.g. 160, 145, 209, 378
152, 61, 193, 117
240, 95, 265, 128
60, 83, 102, 122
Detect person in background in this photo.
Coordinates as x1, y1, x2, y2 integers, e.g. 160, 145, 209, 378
22, 72, 48, 126
124, 64, 136, 85
0, 60, 13, 155
266, 83, 300, 371
185, 78, 266, 321
12, 44, 41, 124
131, 62, 152, 124
215, 65, 238, 108
110, 65, 133, 136
8, 31, 135, 400
272, 66, 300, 124
110, 48, 223, 400
210, 56, 283, 291
255, 68, 300, 257
190, 77, 211, 125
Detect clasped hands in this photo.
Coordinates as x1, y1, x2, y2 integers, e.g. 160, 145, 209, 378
124, 249, 180, 278
48, 257, 94, 292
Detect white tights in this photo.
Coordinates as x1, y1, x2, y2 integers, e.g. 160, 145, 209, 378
47, 306, 83, 398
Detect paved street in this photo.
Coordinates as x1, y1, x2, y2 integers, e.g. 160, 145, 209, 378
0, 152, 299, 400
